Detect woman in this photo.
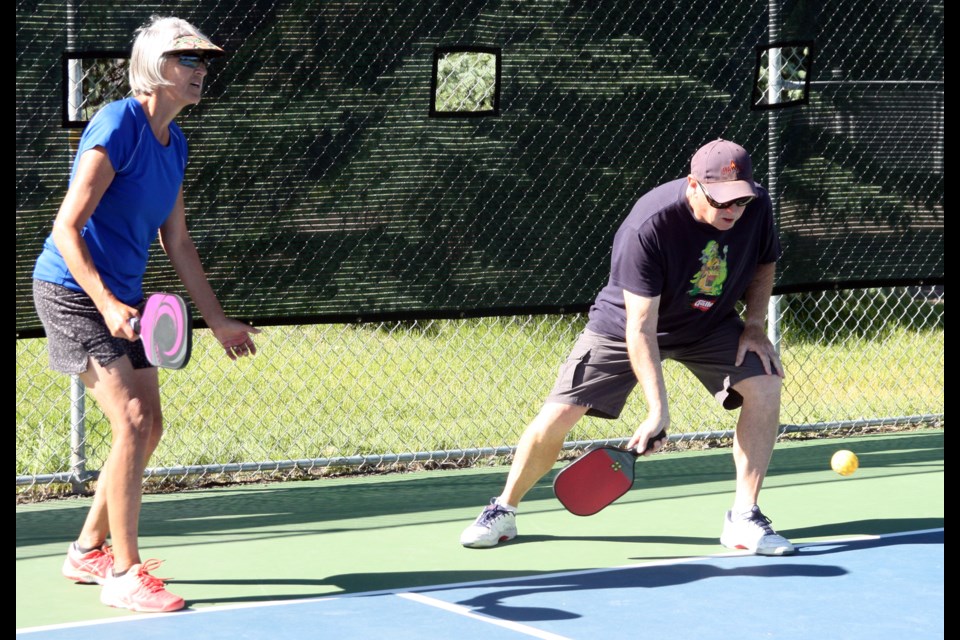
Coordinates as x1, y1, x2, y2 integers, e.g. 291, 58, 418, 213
32, 16, 258, 613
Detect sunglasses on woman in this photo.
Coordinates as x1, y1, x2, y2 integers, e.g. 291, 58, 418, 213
171, 54, 214, 69
698, 182, 755, 209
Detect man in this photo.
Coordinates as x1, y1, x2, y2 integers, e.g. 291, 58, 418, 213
460, 139, 794, 556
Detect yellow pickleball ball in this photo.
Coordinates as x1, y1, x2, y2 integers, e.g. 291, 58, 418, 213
831, 449, 859, 476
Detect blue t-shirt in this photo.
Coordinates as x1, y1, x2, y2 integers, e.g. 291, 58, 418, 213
587, 178, 781, 347
33, 98, 187, 305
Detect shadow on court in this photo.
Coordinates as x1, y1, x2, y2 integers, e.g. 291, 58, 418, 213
136, 523, 943, 608
170, 561, 850, 611
448, 563, 850, 622
16, 432, 942, 631
218, 532, 940, 622
437, 530, 944, 623
16, 432, 943, 554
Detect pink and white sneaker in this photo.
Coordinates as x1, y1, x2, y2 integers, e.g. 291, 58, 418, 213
99, 559, 185, 613
62, 542, 114, 585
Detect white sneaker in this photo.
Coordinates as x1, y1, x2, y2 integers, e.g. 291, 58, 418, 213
460, 499, 518, 548
720, 505, 796, 556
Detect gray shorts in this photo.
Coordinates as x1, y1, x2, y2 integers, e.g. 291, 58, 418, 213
545, 323, 773, 419
32, 279, 152, 374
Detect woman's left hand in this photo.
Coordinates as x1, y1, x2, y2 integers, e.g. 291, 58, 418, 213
213, 319, 262, 360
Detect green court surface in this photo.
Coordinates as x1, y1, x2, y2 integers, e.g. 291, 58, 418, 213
16, 430, 943, 630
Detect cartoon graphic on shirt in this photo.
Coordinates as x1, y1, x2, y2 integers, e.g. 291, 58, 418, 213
689, 240, 728, 298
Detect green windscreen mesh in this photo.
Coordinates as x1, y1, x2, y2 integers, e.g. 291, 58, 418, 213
16, 1, 943, 334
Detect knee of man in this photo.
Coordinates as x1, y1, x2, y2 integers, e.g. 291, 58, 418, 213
737, 373, 782, 402
536, 402, 589, 431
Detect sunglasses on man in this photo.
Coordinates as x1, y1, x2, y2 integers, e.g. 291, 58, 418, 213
698, 182, 755, 209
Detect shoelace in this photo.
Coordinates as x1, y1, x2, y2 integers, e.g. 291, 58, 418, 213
746, 509, 776, 536
133, 559, 172, 592
477, 503, 511, 527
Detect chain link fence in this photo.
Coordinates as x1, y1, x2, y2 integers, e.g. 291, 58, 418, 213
17, 287, 943, 494
16, 1, 942, 494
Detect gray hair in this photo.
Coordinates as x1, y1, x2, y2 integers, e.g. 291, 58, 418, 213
128, 16, 208, 96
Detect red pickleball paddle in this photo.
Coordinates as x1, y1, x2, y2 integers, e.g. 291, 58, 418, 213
553, 430, 666, 516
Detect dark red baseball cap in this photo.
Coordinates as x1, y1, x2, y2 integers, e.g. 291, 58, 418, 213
690, 139, 757, 202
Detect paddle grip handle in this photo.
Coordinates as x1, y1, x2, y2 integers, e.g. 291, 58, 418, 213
129, 317, 141, 335
636, 429, 667, 456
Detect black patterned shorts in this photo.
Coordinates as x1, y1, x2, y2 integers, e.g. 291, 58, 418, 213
32, 279, 152, 374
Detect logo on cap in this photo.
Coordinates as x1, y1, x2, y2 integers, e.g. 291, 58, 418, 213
720, 161, 740, 181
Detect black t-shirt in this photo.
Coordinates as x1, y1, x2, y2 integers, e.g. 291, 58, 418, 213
586, 178, 781, 347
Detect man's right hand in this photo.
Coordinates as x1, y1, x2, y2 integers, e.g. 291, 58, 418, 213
627, 416, 669, 456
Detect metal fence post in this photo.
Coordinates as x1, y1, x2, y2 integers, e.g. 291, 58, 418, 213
66, 1, 88, 495
767, 0, 783, 353
69, 375, 87, 493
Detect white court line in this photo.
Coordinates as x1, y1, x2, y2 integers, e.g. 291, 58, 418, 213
397, 592, 572, 640
17, 528, 943, 635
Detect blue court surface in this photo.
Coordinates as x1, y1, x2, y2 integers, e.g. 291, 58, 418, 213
18, 529, 943, 640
